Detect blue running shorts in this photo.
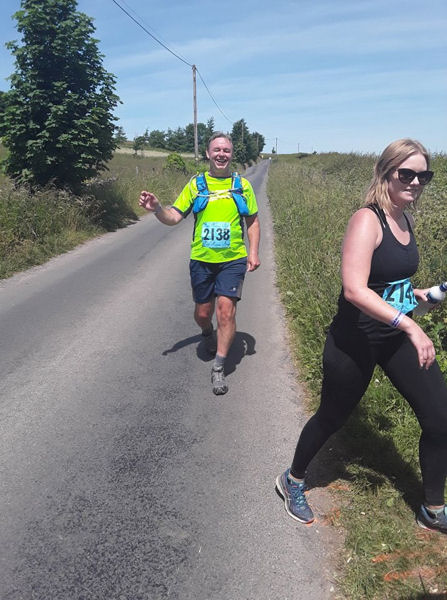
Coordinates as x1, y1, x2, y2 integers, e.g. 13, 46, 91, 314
189, 257, 247, 304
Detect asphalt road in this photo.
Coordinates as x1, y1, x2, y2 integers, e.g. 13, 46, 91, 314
0, 160, 340, 599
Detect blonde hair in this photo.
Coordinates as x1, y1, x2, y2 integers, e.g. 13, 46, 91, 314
364, 139, 430, 212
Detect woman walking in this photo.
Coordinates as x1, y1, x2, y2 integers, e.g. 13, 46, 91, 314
276, 139, 447, 533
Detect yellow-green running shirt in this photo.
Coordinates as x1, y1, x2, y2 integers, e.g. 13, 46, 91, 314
172, 172, 258, 263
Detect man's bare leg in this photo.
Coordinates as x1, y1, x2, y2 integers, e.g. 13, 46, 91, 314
215, 295, 237, 357
211, 295, 237, 395
195, 299, 217, 354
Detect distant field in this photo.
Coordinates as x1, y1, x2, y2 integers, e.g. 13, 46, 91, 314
115, 147, 195, 158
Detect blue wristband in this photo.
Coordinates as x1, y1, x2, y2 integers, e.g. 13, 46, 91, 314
390, 310, 404, 328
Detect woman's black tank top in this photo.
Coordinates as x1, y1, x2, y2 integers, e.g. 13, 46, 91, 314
333, 205, 419, 339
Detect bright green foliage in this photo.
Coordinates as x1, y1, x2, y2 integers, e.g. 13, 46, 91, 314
0, 0, 120, 191
164, 152, 186, 173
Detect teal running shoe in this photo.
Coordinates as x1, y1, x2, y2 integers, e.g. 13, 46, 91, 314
276, 469, 314, 524
417, 505, 447, 534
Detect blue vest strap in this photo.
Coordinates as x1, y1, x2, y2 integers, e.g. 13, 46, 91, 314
192, 173, 209, 214
231, 173, 249, 216
192, 172, 249, 216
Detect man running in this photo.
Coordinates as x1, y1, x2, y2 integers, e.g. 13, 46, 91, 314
139, 132, 261, 395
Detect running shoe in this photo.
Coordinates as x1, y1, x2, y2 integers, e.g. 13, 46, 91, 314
211, 366, 228, 395
276, 469, 314, 524
417, 504, 447, 534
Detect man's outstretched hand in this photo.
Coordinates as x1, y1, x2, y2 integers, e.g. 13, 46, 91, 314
139, 191, 160, 212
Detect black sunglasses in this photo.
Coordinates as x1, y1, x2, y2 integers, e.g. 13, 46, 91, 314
397, 168, 434, 185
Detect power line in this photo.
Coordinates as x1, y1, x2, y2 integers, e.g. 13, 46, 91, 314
110, 0, 192, 67
196, 68, 232, 123
113, 0, 193, 67
110, 0, 233, 123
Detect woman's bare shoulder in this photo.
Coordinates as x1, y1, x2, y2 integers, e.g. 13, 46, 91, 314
348, 206, 381, 227
345, 206, 383, 247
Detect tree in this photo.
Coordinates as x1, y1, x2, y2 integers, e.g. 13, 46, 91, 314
142, 128, 150, 146
200, 118, 215, 158
184, 123, 195, 152
251, 132, 265, 155
148, 129, 166, 149
185, 121, 213, 155
231, 119, 263, 164
0, 91, 9, 117
206, 117, 215, 137
0, 0, 120, 191
165, 127, 186, 152
233, 140, 248, 165
132, 134, 147, 155
113, 125, 127, 145
231, 119, 248, 147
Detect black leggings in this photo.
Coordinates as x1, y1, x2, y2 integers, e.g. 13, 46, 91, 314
290, 325, 447, 505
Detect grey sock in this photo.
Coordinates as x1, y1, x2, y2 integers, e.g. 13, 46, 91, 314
214, 354, 225, 369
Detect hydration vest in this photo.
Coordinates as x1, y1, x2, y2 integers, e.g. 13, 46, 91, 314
192, 172, 249, 216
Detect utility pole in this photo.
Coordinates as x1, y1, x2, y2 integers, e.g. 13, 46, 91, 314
192, 65, 198, 162
275, 137, 278, 154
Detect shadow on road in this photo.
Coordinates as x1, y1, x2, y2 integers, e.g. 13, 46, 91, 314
224, 331, 256, 375
162, 330, 256, 375
162, 333, 202, 356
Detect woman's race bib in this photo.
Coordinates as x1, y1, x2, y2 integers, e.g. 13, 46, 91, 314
382, 277, 418, 313
201, 222, 231, 248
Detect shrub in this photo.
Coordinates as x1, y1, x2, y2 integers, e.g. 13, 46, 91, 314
164, 153, 187, 173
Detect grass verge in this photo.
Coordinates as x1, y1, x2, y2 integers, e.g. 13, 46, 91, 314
0, 150, 208, 280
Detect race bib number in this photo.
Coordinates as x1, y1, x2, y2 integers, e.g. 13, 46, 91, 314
382, 278, 418, 313
201, 222, 231, 248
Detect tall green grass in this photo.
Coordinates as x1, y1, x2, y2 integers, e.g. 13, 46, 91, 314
0, 149, 208, 279
268, 152, 447, 599
106, 152, 208, 214
0, 143, 8, 185
0, 182, 99, 278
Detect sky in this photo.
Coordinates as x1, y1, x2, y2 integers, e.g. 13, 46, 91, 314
0, 0, 446, 155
